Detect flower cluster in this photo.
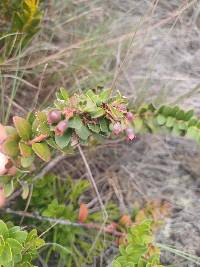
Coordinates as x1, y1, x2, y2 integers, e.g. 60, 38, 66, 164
47, 93, 135, 141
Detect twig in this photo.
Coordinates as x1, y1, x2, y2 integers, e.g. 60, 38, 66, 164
32, 63, 48, 109
4, 208, 123, 237
32, 154, 67, 182
122, 165, 149, 202
20, 184, 33, 225
77, 145, 108, 221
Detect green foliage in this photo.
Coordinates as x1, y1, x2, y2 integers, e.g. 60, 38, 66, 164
2, 88, 134, 173
28, 174, 119, 266
132, 103, 200, 143
0, 220, 44, 267
112, 220, 164, 267
3, 89, 200, 179
0, 0, 42, 57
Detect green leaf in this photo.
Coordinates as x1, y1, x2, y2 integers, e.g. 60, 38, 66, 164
34, 112, 50, 135
166, 117, 175, 128
0, 220, 8, 238
126, 244, 147, 258
82, 97, 97, 112
13, 116, 32, 141
55, 130, 72, 149
162, 106, 172, 116
186, 126, 200, 142
26, 111, 36, 125
99, 118, 109, 133
99, 89, 111, 103
85, 89, 98, 104
6, 238, 23, 255
156, 114, 166, 126
0, 243, 12, 264
90, 108, 105, 118
9, 228, 27, 244
26, 229, 45, 248
112, 260, 122, 267
5, 126, 17, 136
46, 138, 59, 150
88, 124, 100, 133
188, 118, 198, 127
185, 109, 194, 121
60, 87, 69, 100
115, 256, 127, 265
20, 156, 35, 168
139, 104, 149, 114
178, 121, 187, 130
172, 124, 182, 136
19, 142, 33, 157
76, 125, 91, 140
2, 137, 19, 157
68, 116, 83, 129
32, 143, 51, 162
175, 110, 185, 120
133, 117, 144, 132
148, 103, 156, 112
4, 181, 14, 197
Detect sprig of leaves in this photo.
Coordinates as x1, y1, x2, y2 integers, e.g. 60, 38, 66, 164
0, 220, 44, 267
112, 220, 164, 267
1, 88, 135, 174
26, 174, 119, 267
132, 103, 200, 143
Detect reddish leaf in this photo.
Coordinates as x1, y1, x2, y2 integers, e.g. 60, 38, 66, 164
119, 215, 132, 226
78, 203, 88, 223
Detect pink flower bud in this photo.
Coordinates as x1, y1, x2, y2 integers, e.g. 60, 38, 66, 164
126, 128, 135, 141
126, 112, 134, 121
47, 110, 62, 124
118, 104, 127, 112
113, 122, 122, 135
55, 120, 68, 136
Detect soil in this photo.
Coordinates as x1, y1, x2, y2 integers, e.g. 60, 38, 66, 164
102, 1, 200, 266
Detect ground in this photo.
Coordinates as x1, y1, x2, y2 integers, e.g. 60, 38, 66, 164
103, 1, 200, 265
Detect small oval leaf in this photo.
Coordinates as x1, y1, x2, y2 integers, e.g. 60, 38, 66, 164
19, 142, 33, 157
55, 130, 72, 149
32, 142, 51, 162
2, 137, 19, 157
13, 116, 32, 141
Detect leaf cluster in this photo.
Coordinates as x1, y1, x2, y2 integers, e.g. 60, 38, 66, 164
0, 220, 44, 267
112, 220, 164, 267
27, 174, 119, 266
133, 103, 200, 143
2, 88, 133, 172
